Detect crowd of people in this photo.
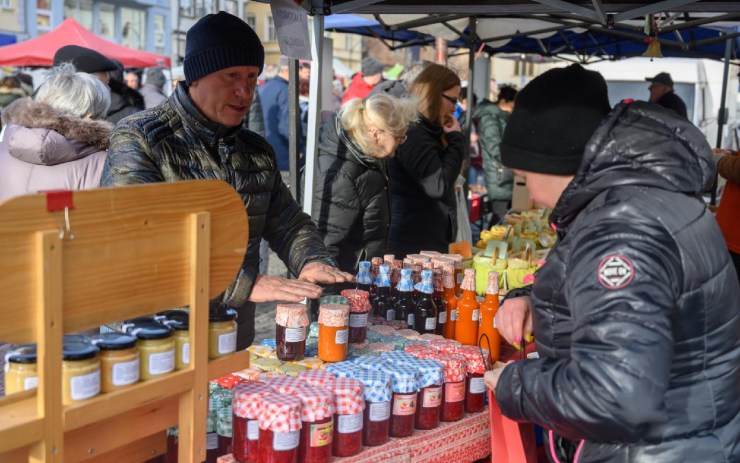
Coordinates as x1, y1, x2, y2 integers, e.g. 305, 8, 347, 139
0, 10, 737, 462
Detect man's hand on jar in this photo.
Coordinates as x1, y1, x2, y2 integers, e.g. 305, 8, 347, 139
248, 275, 322, 303
298, 261, 355, 285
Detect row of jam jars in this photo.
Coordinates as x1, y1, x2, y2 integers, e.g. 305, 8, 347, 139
291, 385, 334, 463
448, 345, 488, 413
275, 303, 310, 361
410, 359, 445, 430
257, 393, 303, 463
340, 289, 372, 343
317, 304, 349, 363
232, 382, 274, 463
354, 369, 392, 447
384, 363, 420, 438
326, 377, 365, 457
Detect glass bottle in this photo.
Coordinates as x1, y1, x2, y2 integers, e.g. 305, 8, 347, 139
432, 267, 446, 335
455, 268, 479, 346
413, 269, 437, 335
390, 260, 402, 301
369, 257, 382, 296
478, 271, 501, 363
373, 264, 393, 320
442, 266, 458, 340
394, 268, 415, 329
356, 260, 372, 292
411, 264, 423, 305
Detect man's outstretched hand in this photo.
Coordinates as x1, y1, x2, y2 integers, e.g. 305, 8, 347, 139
299, 261, 355, 285
248, 274, 323, 303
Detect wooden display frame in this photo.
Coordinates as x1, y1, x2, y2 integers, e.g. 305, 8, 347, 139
0, 180, 250, 462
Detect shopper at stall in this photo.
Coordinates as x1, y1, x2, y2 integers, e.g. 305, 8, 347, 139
712, 147, 740, 279
485, 64, 739, 462
646, 71, 688, 119
259, 56, 292, 173
386, 63, 465, 256
53, 44, 118, 87
101, 11, 353, 349
342, 57, 384, 104
313, 93, 417, 273
139, 67, 167, 109
0, 63, 111, 201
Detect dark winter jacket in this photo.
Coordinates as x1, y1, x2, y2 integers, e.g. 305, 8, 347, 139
387, 116, 464, 256
473, 100, 513, 200
495, 102, 739, 462
0, 85, 25, 109
106, 79, 144, 124
258, 76, 290, 170
247, 90, 265, 137
655, 90, 687, 119
313, 113, 390, 273
102, 82, 335, 311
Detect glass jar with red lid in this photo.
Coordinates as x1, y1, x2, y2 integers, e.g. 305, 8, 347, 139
384, 363, 420, 438
424, 352, 467, 422
340, 289, 372, 344
326, 377, 365, 457
290, 385, 334, 463
409, 359, 444, 430
257, 393, 303, 463
275, 303, 310, 362
354, 369, 392, 446
263, 376, 306, 395
297, 369, 336, 389
446, 345, 488, 413
232, 382, 274, 463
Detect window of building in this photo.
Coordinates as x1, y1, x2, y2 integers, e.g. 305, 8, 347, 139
266, 16, 276, 42
121, 7, 146, 50
246, 14, 256, 30
63, 0, 93, 31
154, 14, 166, 55
0, 0, 12, 9
180, 0, 195, 18
99, 2, 115, 39
36, 0, 52, 33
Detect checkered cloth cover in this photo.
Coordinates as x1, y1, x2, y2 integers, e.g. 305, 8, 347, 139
384, 364, 420, 394
380, 351, 417, 366
325, 361, 362, 379
353, 355, 388, 371
292, 384, 334, 421
298, 369, 336, 388
232, 381, 274, 419
259, 338, 277, 349
327, 377, 365, 414
444, 345, 488, 374
341, 289, 372, 313
263, 376, 306, 395
354, 369, 392, 403
409, 359, 444, 388
426, 339, 461, 351
258, 393, 303, 432
416, 352, 467, 383
404, 344, 436, 357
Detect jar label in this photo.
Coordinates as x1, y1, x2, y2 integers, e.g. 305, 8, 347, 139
337, 412, 363, 433
472, 309, 480, 322
284, 327, 306, 343
112, 358, 140, 386
422, 386, 442, 407
70, 368, 101, 401
425, 317, 436, 330
24, 376, 38, 391
149, 349, 175, 376
247, 420, 259, 440
368, 401, 391, 422
206, 432, 218, 450
182, 342, 190, 365
386, 310, 396, 321
392, 393, 417, 416
309, 421, 333, 447
335, 329, 349, 345
273, 430, 300, 451
218, 331, 237, 355
349, 313, 368, 328
469, 376, 486, 394
450, 309, 459, 321
407, 313, 415, 328
445, 381, 465, 402
438, 311, 447, 324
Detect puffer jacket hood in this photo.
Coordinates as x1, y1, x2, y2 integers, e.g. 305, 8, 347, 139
318, 113, 384, 170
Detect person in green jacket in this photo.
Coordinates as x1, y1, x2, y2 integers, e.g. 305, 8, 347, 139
473, 86, 517, 224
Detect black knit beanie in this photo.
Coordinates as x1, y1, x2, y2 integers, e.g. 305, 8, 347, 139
184, 11, 265, 84
501, 64, 611, 175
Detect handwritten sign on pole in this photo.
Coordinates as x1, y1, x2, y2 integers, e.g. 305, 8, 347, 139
270, 0, 312, 61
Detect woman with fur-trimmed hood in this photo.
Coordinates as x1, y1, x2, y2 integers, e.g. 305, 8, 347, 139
0, 63, 112, 201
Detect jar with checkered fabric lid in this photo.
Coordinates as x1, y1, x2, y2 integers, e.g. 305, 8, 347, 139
409, 359, 444, 430
326, 377, 365, 457
446, 344, 488, 413
232, 382, 274, 463
291, 385, 334, 463
257, 393, 303, 463
341, 288, 372, 343
262, 376, 306, 395
385, 363, 420, 438
297, 369, 335, 389
317, 304, 350, 363
324, 361, 362, 379
355, 369, 392, 447
275, 303, 310, 362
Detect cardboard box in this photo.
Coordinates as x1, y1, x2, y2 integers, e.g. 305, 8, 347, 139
511, 175, 533, 212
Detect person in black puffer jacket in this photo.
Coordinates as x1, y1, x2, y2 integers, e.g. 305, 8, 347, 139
486, 64, 739, 463
387, 63, 465, 257
313, 93, 417, 275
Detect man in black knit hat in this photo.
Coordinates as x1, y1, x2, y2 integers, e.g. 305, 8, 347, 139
484, 64, 738, 462
102, 11, 353, 349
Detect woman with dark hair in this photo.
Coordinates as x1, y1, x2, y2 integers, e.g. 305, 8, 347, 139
386, 63, 465, 256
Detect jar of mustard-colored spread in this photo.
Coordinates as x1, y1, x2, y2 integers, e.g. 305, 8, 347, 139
91, 332, 140, 393
5, 344, 38, 395
129, 323, 175, 381
160, 310, 190, 370
62, 335, 101, 406
209, 306, 237, 359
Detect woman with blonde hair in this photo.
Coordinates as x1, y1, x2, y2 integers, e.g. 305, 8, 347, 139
387, 63, 464, 256
313, 92, 417, 273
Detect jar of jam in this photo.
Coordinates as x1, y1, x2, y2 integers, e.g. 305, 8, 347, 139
91, 332, 140, 393
326, 377, 364, 457
354, 369, 392, 447
4, 344, 38, 395
384, 364, 419, 438
257, 393, 303, 463
297, 369, 335, 389
209, 305, 238, 359
275, 303, 310, 362
160, 310, 190, 370
379, 350, 417, 366
324, 361, 361, 379
404, 344, 437, 359
129, 322, 175, 381
291, 385, 334, 463
317, 304, 349, 363
409, 359, 444, 430
448, 345, 488, 413
233, 382, 275, 463
218, 406, 233, 456
340, 289, 371, 344
62, 335, 101, 405
434, 353, 467, 422
263, 376, 305, 395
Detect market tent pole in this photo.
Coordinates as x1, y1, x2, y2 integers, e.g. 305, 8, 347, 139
289, 59, 301, 202
711, 33, 734, 206
464, 17, 477, 195
303, 13, 325, 216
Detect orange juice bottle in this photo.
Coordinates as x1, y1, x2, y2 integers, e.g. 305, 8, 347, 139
478, 271, 501, 362
454, 268, 479, 346
442, 266, 458, 340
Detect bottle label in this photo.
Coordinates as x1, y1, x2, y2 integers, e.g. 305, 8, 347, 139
422, 386, 442, 407
438, 311, 447, 324
337, 412, 363, 433
445, 381, 465, 402
310, 421, 333, 447
472, 309, 480, 322
451, 309, 459, 321
407, 313, 415, 328
386, 309, 396, 321
112, 358, 140, 386
469, 376, 487, 394
425, 317, 436, 330
273, 430, 300, 451
218, 331, 237, 355
70, 369, 101, 401
182, 342, 190, 365
392, 393, 417, 416
456, 273, 463, 285
149, 349, 175, 375
369, 401, 391, 421
284, 327, 306, 343
335, 329, 349, 345
349, 313, 368, 328
247, 420, 259, 440
206, 432, 218, 450
24, 376, 38, 390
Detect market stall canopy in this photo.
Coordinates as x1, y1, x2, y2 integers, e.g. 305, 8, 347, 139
324, 13, 436, 47
0, 18, 170, 68
0, 33, 15, 46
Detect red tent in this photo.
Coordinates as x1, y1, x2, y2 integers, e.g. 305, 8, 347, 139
0, 18, 170, 68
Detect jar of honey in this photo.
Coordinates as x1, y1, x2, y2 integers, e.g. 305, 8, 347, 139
129, 323, 175, 381
275, 303, 310, 362
160, 310, 190, 370
4, 344, 38, 395
317, 304, 349, 363
91, 332, 140, 393
209, 305, 237, 359
62, 335, 101, 405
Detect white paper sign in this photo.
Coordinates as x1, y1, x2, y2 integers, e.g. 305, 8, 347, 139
270, 0, 312, 61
